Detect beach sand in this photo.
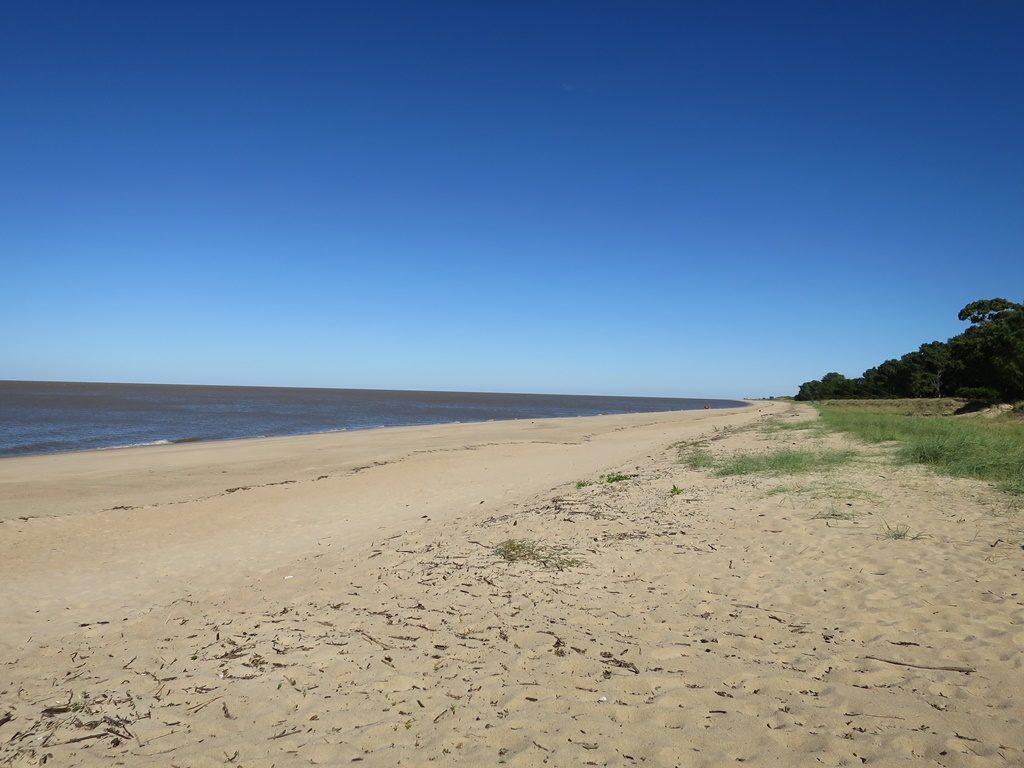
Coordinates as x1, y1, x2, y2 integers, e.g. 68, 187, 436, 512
1, 402, 1021, 766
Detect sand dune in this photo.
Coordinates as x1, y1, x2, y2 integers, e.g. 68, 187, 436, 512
1, 402, 1021, 766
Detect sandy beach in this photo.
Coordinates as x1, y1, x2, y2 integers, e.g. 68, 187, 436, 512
1, 401, 1021, 766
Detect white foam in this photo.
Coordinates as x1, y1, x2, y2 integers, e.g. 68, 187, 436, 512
96, 439, 172, 451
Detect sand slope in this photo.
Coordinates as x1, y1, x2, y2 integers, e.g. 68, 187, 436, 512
1, 402, 1022, 766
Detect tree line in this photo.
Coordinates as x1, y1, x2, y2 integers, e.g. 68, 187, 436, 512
795, 298, 1024, 403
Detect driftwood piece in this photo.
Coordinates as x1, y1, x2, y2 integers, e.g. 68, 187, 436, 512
863, 655, 975, 674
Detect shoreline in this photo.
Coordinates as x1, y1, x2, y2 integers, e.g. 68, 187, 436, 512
0, 404, 756, 521
0, 400, 750, 462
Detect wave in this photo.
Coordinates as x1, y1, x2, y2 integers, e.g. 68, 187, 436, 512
96, 439, 173, 450
101, 436, 207, 449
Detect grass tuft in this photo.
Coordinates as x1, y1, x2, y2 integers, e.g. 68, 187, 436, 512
493, 539, 584, 570
714, 448, 856, 477
604, 472, 634, 483
670, 485, 684, 496
767, 479, 881, 503
762, 419, 828, 436
811, 504, 857, 521
575, 479, 594, 489
686, 450, 716, 470
880, 522, 926, 541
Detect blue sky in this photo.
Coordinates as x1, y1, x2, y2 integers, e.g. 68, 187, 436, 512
2, 2, 1022, 398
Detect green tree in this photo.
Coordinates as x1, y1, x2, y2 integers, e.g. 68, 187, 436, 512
897, 342, 950, 398
949, 298, 1024, 401
795, 378, 823, 401
796, 372, 863, 400
957, 298, 1022, 325
794, 298, 1023, 402
861, 358, 903, 398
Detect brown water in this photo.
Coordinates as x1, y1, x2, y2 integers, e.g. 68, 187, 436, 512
0, 380, 746, 457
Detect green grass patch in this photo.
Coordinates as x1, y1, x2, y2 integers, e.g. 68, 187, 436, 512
686, 450, 716, 469
762, 418, 827, 436
493, 539, 584, 570
818, 408, 1024, 495
575, 479, 594, 489
776, 420, 824, 431
670, 485, 684, 496
604, 472, 634, 483
714, 448, 856, 477
819, 398, 966, 417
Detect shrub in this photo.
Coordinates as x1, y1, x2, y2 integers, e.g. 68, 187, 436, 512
956, 386, 1001, 404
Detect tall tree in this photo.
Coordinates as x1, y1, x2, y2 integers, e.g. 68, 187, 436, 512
957, 298, 1022, 325
949, 298, 1024, 401
910, 341, 951, 398
794, 298, 1022, 402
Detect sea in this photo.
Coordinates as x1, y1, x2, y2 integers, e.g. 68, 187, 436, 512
0, 381, 747, 458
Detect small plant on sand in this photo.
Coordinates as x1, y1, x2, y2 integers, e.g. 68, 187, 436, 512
493, 539, 584, 570
767, 480, 880, 502
687, 450, 716, 470
575, 479, 594, 489
670, 485, 684, 496
881, 522, 926, 540
811, 504, 857, 521
604, 472, 633, 483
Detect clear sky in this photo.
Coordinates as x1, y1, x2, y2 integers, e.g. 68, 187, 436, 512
2, 2, 1022, 399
